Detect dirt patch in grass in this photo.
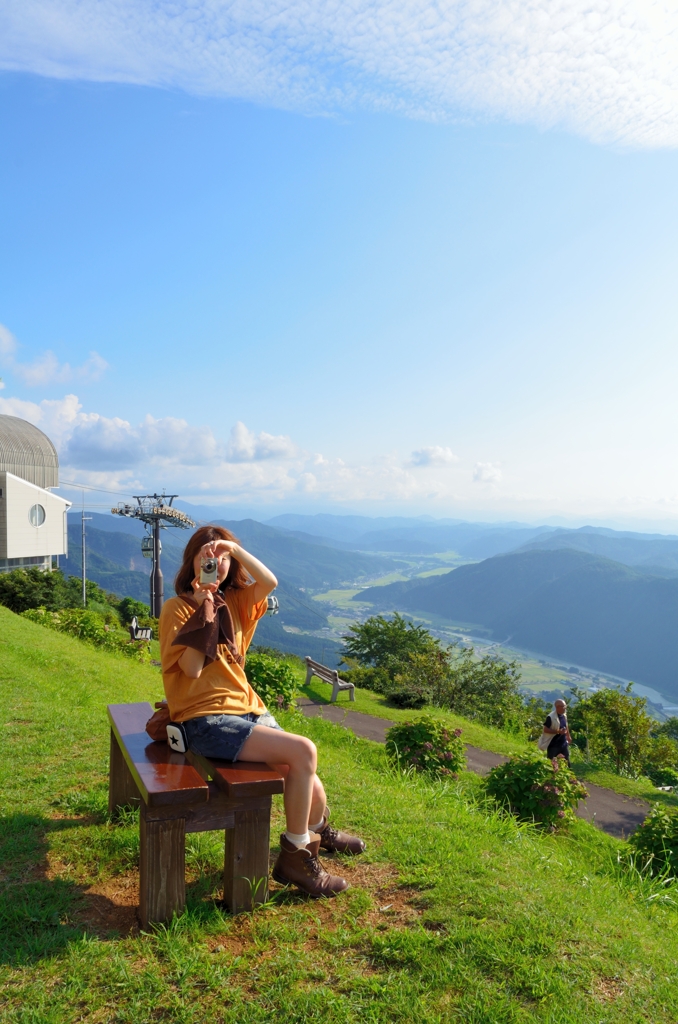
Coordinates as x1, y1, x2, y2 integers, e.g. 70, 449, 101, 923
270, 859, 423, 934
592, 976, 625, 1002
74, 871, 140, 938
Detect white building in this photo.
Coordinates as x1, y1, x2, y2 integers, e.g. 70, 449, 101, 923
0, 415, 71, 573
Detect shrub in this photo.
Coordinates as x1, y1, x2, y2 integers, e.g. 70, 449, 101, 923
385, 716, 465, 777
118, 597, 152, 626
245, 651, 298, 710
0, 567, 68, 613
567, 685, 652, 774
642, 735, 678, 787
339, 663, 393, 695
485, 752, 588, 829
629, 804, 678, 877
437, 648, 526, 729
21, 608, 150, 662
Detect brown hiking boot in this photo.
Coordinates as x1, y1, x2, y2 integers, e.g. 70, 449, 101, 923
317, 810, 366, 855
272, 834, 349, 897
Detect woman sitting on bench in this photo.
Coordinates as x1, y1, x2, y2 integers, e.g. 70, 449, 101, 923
159, 525, 365, 898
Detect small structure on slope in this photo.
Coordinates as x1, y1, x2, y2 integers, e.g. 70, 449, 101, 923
0, 415, 71, 573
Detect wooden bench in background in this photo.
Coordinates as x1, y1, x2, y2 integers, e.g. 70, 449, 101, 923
304, 656, 355, 703
108, 702, 284, 928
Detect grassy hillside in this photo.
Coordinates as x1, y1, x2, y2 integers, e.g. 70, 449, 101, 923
359, 548, 678, 699
2, 607, 678, 1022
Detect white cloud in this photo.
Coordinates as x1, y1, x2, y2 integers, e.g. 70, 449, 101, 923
473, 461, 502, 483
226, 421, 297, 462
0, 1, 677, 146
0, 323, 108, 386
0, 388, 463, 503
410, 445, 459, 467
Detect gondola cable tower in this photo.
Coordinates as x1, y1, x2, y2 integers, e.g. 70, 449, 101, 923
111, 494, 195, 617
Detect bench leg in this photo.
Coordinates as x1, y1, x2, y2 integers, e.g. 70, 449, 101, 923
108, 728, 139, 816
349, 684, 355, 702
331, 680, 340, 702
223, 801, 272, 913
139, 812, 186, 929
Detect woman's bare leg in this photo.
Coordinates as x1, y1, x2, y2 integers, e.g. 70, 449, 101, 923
238, 727, 318, 835
269, 764, 327, 831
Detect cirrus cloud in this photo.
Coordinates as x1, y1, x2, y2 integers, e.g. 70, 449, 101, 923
0, 2, 677, 147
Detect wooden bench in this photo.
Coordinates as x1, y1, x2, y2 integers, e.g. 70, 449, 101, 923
304, 657, 355, 703
108, 702, 284, 928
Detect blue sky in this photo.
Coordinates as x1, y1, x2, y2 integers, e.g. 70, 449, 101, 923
1, 2, 678, 526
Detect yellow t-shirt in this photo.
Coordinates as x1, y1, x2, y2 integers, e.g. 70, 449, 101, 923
159, 584, 268, 722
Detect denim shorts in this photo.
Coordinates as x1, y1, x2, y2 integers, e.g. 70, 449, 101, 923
183, 710, 283, 762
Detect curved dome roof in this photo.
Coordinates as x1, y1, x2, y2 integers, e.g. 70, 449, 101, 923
0, 415, 59, 488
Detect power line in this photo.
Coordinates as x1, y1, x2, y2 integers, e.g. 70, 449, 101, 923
59, 479, 136, 498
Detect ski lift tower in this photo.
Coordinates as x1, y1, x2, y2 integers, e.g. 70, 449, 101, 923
111, 494, 195, 617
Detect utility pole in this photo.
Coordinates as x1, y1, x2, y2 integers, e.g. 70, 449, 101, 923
81, 509, 92, 607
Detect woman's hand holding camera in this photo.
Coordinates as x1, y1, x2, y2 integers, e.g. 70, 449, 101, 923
191, 577, 218, 604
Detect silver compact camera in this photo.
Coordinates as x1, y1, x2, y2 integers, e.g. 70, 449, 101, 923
200, 557, 218, 585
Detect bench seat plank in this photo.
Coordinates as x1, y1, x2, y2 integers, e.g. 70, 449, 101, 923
188, 752, 285, 798
108, 702, 209, 807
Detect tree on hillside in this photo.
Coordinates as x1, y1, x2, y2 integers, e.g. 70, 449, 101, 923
341, 613, 439, 679
342, 613, 527, 729
568, 685, 653, 774
0, 567, 68, 613
0, 566, 146, 622
652, 717, 678, 743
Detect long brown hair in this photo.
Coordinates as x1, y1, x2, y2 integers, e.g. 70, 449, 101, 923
174, 525, 250, 596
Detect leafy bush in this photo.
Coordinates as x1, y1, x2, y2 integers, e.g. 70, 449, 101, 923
642, 735, 678, 787
567, 685, 653, 774
0, 567, 70, 613
0, 566, 129, 618
117, 597, 155, 628
245, 651, 298, 710
21, 608, 150, 662
652, 717, 678, 743
629, 804, 678, 876
385, 716, 465, 776
338, 662, 393, 695
485, 752, 588, 829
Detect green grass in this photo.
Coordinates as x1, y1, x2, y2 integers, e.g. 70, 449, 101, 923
302, 676, 678, 810
3, 605, 678, 1022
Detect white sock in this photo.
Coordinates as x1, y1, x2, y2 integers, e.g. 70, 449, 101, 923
309, 819, 324, 833
284, 830, 311, 848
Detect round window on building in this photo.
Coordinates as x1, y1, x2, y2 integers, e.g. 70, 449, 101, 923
28, 503, 46, 527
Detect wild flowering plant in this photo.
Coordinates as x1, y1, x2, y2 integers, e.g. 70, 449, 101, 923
485, 751, 588, 829
385, 716, 465, 777
629, 804, 678, 877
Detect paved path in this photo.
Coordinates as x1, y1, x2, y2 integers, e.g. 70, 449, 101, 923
298, 699, 651, 839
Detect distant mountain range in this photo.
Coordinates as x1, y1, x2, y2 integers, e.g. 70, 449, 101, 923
61, 513, 402, 665
358, 548, 678, 699
60, 511, 678, 684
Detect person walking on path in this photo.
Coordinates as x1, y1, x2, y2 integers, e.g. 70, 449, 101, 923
159, 525, 366, 900
541, 698, 572, 765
